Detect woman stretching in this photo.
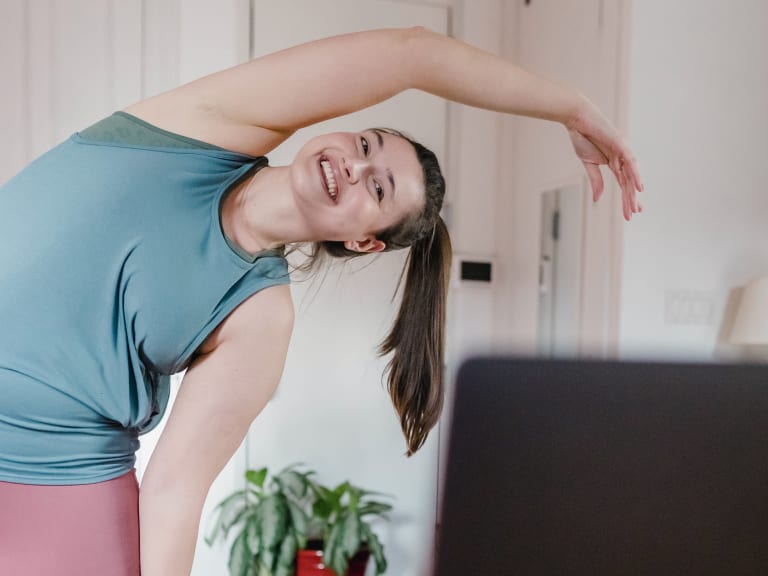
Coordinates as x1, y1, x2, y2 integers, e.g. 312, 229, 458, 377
0, 28, 642, 576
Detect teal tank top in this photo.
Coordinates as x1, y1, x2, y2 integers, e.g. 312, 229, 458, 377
0, 113, 290, 484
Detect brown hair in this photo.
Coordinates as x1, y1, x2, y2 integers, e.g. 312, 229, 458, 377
299, 128, 452, 455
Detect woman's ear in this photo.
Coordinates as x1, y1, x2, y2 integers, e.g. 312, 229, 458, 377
344, 236, 386, 253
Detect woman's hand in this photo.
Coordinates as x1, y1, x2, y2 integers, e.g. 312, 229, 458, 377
568, 97, 644, 221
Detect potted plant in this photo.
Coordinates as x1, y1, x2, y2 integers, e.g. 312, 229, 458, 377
205, 464, 316, 576
299, 481, 392, 576
206, 466, 393, 576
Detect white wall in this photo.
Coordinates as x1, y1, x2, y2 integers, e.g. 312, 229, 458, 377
444, 0, 505, 365
619, 0, 768, 360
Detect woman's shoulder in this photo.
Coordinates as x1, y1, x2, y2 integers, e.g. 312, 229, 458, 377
195, 283, 294, 358
80, 112, 229, 151
122, 99, 292, 157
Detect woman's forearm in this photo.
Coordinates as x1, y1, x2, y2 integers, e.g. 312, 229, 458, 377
404, 27, 585, 126
404, 28, 644, 219
139, 481, 205, 576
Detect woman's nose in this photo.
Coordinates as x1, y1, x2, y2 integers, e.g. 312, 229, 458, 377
344, 157, 371, 184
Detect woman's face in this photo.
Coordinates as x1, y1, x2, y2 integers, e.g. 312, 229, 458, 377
289, 130, 425, 252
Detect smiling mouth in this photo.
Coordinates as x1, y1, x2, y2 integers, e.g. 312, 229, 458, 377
320, 156, 338, 202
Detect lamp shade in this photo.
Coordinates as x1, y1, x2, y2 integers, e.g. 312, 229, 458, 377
730, 276, 768, 345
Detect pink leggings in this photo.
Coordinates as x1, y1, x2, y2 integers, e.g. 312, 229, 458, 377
0, 470, 140, 575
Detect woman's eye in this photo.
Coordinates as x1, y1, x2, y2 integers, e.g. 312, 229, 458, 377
375, 181, 383, 201
361, 136, 369, 156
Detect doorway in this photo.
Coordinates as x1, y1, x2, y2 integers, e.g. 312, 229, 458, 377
537, 181, 587, 357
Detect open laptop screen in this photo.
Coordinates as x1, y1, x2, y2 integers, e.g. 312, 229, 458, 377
434, 357, 768, 575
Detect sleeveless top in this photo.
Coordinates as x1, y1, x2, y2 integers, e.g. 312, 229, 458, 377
0, 112, 290, 484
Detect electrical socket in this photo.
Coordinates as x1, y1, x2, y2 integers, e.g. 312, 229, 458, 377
664, 290, 719, 326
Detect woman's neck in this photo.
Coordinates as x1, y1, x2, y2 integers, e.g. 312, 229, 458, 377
220, 165, 309, 254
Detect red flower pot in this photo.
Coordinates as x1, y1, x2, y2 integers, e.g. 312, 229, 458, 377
296, 548, 370, 576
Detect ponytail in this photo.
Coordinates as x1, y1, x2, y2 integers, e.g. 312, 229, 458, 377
304, 126, 449, 455
379, 216, 452, 456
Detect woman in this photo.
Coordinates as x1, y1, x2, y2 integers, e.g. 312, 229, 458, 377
0, 28, 642, 575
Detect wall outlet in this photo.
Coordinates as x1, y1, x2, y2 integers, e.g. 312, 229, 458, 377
664, 290, 719, 326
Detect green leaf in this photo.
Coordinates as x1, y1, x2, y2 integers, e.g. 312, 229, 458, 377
226, 507, 258, 542
329, 542, 350, 576
285, 498, 309, 549
346, 485, 362, 509
276, 532, 297, 569
276, 469, 311, 499
325, 511, 365, 576
338, 512, 361, 557
358, 501, 394, 517
323, 521, 341, 565
312, 498, 335, 521
245, 513, 261, 555
246, 468, 268, 491
314, 482, 343, 523
362, 524, 387, 575
311, 483, 332, 501
357, 488, 394, 499
332, 481, 351, 500
228, 530, 255, 576
259, 549, 276, 575
259, 495, 288, 548
205, 489, 249, 546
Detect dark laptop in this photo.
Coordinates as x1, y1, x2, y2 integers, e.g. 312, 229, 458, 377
434, 357, 768, 575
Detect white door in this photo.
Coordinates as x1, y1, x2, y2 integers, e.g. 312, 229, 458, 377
247, 3, 448, 576
537, 182, 587, 357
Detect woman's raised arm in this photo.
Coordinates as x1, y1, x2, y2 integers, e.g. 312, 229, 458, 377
130, 27, 578, 137
126, 27, 642, 217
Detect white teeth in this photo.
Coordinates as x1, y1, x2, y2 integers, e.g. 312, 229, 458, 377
320, 159, 337, 200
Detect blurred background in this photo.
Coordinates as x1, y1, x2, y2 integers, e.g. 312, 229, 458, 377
1, 1, 766, 574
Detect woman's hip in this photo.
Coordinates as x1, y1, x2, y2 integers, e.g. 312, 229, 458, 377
0, 469, 140, 576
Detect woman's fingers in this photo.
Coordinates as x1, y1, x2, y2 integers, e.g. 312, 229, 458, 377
608, 158, 631, 221
624, 151, 644, 193
614, 149, 645, 220
626, 157, 643, 213
569, 125, 644, 220
585, 154, 637, 220
622, 175, 633, 221
618, 151, 643, 208
583, 162, 604, 202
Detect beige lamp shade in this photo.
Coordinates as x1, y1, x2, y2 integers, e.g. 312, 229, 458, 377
730, 276, 768, 345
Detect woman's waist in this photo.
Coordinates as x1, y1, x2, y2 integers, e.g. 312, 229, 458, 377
0, 368, 146, 485
0, 411, 139, 485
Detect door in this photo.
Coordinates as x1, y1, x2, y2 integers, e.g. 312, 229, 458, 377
538, 181, 587, 357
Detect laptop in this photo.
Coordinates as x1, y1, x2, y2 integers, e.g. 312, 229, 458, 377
433, 357, 768, 575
